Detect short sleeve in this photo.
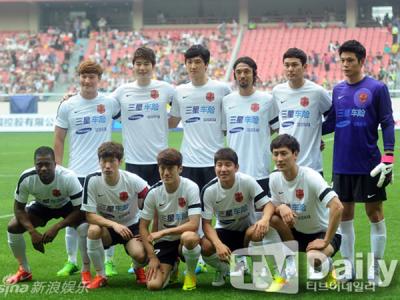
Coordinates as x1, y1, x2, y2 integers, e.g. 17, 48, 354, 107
140, 190, 156, 220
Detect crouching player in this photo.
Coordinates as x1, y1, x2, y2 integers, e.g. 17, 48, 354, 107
81, 142, 149, 289
140, 148, 201, 291
200, 148, 275, 286
6, 146, 85, 284
269, 134, 343, 288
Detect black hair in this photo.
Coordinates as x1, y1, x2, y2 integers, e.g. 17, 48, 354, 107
338, 40, 366, 62
184, 45, 210, 65
214, 148, 238, 166
283, 48, 307, 65
233, 56, 258, 85
270, 134, 300, 154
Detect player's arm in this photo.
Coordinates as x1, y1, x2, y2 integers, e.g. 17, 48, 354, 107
14, 201, 44, 253
276, 203, 297, 227
253, 202, 275, 240
42, 205, 82, 244
306, 196, 343, 251
139, 218, 160, 280
86, 212, 134, 240
202, 218, 231, 261
168, 116, 181, 129
148, 214, 200, 242
54, 126, 67, 165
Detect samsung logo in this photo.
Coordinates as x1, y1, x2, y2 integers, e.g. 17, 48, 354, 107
128, 114, 144, 121
282, 121, 294, 128
185, 117, 201, 123
336, 120, 351, 128
76, 128, 92, 134
229, 127, 244, 134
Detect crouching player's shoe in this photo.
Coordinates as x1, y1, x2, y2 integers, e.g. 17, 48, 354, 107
127, 263, 134, 274
169, 262, 180, 285
325, 268, 337, 289
57, 261, 79, 276
182, 274, 196, 291
87, 275, 107, 289
105, 261, 118, 277
81, 271, 92, 287
265, 276, 287, 292
195, 261, 208, 274
134, 267, 146, 285
6, 267, 32, 284
212, 271, 227, 287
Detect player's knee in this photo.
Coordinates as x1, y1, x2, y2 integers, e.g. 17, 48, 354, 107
76, 222, 88, 237
7, 218, 25, 234
365, 207, 383, 223
181, 231, 200, 248
306, 250, 326, 268
200, 237, 214, 256
87, 224, 102, 239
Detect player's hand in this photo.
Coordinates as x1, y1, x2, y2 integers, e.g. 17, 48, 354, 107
306, 239, 329, 251
146, 256, 160, 281
278, 204, 297, 227
253, 219, 269, 240
370, 155, 394, 188
215, 242, 231, 262
30, 230, 45, 253
112, 223, 134, 240
42, 224, 60, 244
147, 231, 163, 243
320, 140, 325, 151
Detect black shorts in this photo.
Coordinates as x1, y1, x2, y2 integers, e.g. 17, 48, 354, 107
182, 166, 215, 191
26, 201, 74, 226
291, 228, 341, 256
153, 239, 182, 266
126, 163, 160, 186
78, 177, 85, 187
256, 178, 270, 197
216, 228, 246, 252
333, 174, 387, 203
106, 222, 140, 248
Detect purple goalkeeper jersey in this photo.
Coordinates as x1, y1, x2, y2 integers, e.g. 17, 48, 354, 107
322, 76, 395, 174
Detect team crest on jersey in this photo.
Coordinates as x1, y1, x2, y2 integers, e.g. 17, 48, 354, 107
178, 197, 186, 207
354, 88, 372, 108
300, 97, 309, 107
52, 189, 61, 197
119, 191, 129, 201
206, 92, 215, 102
295, 189, 304, 200
235, 192, 244, 202
251, 103, 259, 112
97, 104, 105, 114
150, 89, 159, 99
359, 92, 368, 103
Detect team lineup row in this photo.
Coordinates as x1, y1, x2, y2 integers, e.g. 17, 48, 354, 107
5, 40, 395, 291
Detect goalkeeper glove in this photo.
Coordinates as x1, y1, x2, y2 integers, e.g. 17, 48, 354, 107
370, 154, 394, 188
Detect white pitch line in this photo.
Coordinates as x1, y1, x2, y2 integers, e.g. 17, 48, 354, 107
0, 214, 13, 219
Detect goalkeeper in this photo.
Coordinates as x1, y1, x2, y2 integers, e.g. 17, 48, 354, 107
322, 40, 395, 285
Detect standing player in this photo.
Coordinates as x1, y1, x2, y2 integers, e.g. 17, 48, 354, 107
223, 56, 279, 193
201, 148, 274, 286
272, 48, 332, 174
140, 148, 201, 291
54, 60, 120, 278
6, 146, 85, 284
111, 46, 177, 186
269, 134, 343, 288
323, 40, 395, 284
81, 142, 149, 289
169, 44, 232, 273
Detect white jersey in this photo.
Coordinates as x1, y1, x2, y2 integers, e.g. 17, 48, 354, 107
82, 170, 148, 226
222, 90, 279, 180
269, 166, 338, 234
112, 80, 176, 164
140, 177, 201, 242
272, 80, 331, 172
201, 172, 270, 231
15, 165, 82, 209
170, 79, 231, 167
55, 93, 120, 177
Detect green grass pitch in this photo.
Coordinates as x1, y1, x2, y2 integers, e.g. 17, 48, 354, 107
0, 131, 399, 299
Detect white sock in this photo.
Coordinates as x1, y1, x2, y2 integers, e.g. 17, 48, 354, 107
8, 232, 30, 272
76, 223, 90, 272
65, 226, 78, 264
182, 245, 201, 275
202, 253, 229, 274
370, 219, 386, 260
340, 220, 355, 271
87, 238, 105, 276
105, 246, 115, 263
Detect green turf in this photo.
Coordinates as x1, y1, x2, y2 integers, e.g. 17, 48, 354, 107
0, 131, 399, 299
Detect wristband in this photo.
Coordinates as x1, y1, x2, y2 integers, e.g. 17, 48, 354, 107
381, 155, 394, 164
